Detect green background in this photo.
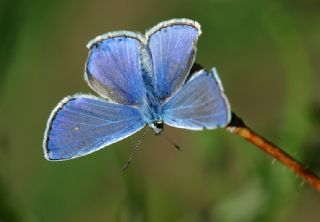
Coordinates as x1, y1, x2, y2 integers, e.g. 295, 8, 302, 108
1, 0, 320, 221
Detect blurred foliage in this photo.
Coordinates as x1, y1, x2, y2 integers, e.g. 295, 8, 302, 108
0, 180, 21, 222
0, 0, 320, 221
0, 0, 22, 99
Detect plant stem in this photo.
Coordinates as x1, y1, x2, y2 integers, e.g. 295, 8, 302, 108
226, 112, 320, 191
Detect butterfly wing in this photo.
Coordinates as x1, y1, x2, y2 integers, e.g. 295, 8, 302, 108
85, 32, 146, 105
163, 68, 231, 130
146, 19, 201, 101
43, 94, 145, 160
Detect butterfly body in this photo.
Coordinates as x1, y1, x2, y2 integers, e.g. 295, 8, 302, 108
139, 90, 164, 135
43, 19, 231, 161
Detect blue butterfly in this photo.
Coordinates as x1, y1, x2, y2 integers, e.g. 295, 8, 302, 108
43, 18, 231, 161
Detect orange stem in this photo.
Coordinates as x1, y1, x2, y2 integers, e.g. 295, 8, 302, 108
226, 113, 320, 191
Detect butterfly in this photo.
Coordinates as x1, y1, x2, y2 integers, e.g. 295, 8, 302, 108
43, 18, 231, 161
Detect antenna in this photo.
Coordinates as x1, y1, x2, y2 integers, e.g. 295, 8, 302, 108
164, 134, 182, 151
122, 127, 149, 171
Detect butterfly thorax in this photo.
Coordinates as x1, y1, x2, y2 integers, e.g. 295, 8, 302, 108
139, 88, 164, 135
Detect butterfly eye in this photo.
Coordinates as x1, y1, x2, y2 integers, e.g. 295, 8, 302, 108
154, 121, 163, 129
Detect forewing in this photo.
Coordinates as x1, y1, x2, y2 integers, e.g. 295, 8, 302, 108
146, 19, 201, 101
43, 94, 145, 160
85, 32, 146, 105
163, 69, 231, 130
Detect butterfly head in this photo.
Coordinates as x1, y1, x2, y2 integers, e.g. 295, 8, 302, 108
150, 120, 164, 136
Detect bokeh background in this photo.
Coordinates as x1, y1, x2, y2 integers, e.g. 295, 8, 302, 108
1, 0, 320, 221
